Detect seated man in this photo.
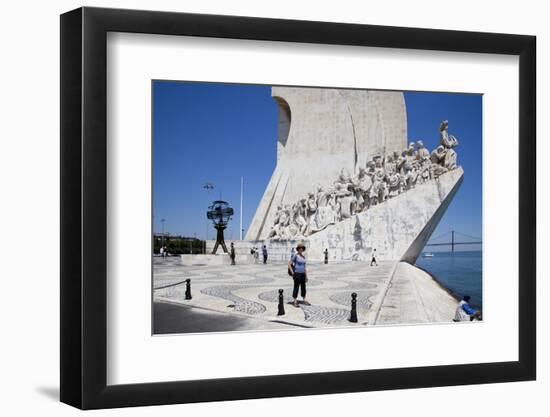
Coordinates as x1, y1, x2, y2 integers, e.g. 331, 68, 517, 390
453, 295, 482, 322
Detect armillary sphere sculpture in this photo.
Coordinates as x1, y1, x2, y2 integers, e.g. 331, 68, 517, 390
206, 200, 234, 254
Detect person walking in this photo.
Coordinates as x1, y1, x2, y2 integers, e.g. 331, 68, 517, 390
230, 242, 236, 265
453, 295, 482, 322
159, 246, 164, 258
370, 248, 378, 266
324, 248, 329, 264
290, 247, 295, 260
288, 243, 310, 307
262, 245, 268, 264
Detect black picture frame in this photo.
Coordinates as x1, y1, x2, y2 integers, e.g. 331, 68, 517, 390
60, 6, 536, 410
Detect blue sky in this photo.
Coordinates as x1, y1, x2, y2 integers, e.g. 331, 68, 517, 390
153, 81, 482, 248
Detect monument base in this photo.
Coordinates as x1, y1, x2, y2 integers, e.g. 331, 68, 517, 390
205, 239, 299, 263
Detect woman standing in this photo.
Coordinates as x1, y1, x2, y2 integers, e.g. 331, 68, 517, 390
288, 243, 310, 307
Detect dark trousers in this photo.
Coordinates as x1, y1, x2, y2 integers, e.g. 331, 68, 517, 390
292, 272, 307, 298
263, 255, 267, 264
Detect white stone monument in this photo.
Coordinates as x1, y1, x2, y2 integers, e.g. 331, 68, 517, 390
245, 86, 463, 263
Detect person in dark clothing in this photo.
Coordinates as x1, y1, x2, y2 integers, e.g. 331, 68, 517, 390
262, 245, 268, 264
324, 248, 329, 264
230, 242, 236, 265
370, 248, 378, 266
288, 243, 310, 307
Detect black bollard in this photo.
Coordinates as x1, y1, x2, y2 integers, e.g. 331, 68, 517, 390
185, 278, 192, 300
277, 289, 285, 316
349, 292, 358, 323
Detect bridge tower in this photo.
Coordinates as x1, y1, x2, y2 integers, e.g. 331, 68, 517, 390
451, 230, 455, 253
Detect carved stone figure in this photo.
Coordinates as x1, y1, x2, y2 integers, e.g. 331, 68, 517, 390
387, 172, 401, 197
267, 120, 461, 240
385, 154, 397, 175
439, 120, 459, 149
269, 205, 290, 239
443, 149, 458, 170
293, 199, 308, 237
352, 167, 373, 211
395, 150, 406, 176
417, 157, 431, 184
309, 186, 338, 233
304, 192, 320, 235
339, 195, 356, 219
367, 157, 383, 206
334, 169, 353, 196
373, 156, 388, 203
408, 142, 416, 156
439, 120, 459, 169
327, 191, 339, 221
332, 169, 355, 219
415, 140, 430, 160
430, 145, 449, 178
280, 205, 292, 239
415, 141, 431, 184
315, 184, 329, 208
402, 147, 418, 190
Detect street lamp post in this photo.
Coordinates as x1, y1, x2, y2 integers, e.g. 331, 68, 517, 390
240, 176, 243, 241
161, 218, 166, 250
203, 182, 214, 254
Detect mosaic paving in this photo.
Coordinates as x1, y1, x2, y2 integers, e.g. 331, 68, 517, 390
153, 256, 396, 328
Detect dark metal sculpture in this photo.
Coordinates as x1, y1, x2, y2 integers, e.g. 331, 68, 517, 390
207, 200, 234, 254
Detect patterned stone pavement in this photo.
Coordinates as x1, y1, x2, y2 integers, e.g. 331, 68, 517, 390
153, 256, 397, 329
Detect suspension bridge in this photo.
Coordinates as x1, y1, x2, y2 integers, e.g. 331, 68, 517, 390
425, 230, 482, 252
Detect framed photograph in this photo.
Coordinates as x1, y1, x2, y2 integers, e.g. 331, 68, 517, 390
60, 6, 536, 409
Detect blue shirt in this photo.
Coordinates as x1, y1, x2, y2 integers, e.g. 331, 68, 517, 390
462, 302, 476, 315
291, 254, 306, 273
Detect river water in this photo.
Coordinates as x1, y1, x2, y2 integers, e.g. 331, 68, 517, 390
416, 250, 483, 310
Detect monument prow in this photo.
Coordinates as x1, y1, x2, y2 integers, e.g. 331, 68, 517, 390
305, 167, 463, 262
